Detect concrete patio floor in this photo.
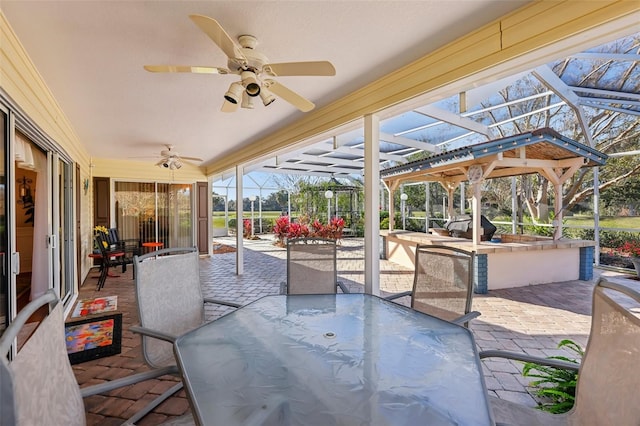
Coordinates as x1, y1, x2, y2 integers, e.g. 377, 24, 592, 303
73, 235, 636, 425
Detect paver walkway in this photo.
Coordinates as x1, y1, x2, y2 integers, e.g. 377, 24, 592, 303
73, 235, 636, 424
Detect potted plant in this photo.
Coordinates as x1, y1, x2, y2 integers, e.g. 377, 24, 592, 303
93, 225, 109, 252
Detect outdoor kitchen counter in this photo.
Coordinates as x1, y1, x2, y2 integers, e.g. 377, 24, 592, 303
380, 230, 596, 291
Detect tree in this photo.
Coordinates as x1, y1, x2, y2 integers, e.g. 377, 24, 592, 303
473, 35, 640, 223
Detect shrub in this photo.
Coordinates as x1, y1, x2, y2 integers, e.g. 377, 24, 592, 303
242, 219, 252, 238
273, 215, 345, 246
522, 339, 583, 414
274, 215, 290, 246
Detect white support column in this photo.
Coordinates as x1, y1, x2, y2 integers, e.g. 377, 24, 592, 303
364, 114, 380, 296
424, 183, 430, 232
511, 177, 517, 234
593, 167, 600, 265
459, 182, 465, 215
259, 188, 263, 233
235, 165, 244, 275
208, 178, 213, 256
224, 188, 229, 231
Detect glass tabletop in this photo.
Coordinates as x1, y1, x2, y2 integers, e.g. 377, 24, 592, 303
174, 293, 494, 426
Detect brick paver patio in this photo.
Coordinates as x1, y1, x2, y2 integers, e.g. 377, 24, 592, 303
73, 235, 635, 424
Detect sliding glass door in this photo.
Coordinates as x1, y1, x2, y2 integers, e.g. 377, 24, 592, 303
0, 108, 8, 336
53, 156, 73, 303
115, 181, 193, 248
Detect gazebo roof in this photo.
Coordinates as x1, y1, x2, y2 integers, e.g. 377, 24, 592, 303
380, 128, 607, 186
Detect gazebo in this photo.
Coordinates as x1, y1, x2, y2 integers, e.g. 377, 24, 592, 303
379, 128, 608, 291
300, 177, 363, 231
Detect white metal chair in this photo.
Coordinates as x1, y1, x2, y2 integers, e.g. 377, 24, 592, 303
385, 244, 480, 326
480, 277, 640, 425
280, 237, 349, 294
0, 289, 192, 425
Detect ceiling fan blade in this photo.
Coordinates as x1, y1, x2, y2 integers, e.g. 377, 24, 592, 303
180, 156, 204, 162
221, 99, 239, 113
263, 61, 336, 77
189, 15, 246, 63
264, 80, 315, 112
144, 65, 230, 74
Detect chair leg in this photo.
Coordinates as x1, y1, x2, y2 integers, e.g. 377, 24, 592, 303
97, 263, 107, 291
123, 382, 183, 425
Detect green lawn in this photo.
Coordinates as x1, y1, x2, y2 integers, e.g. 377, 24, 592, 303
564, 216, 640, 229
213, 211, 282, 228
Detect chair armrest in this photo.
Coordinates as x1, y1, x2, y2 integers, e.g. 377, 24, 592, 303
203, 298, 242, 309
384, 290, 412, 301
337, 280, 350, 294
479, 350, 580, 372
80, 365, 178, 398
130, 325, 177, 343
451, 311, 481, 326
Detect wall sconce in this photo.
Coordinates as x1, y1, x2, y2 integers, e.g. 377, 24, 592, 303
83, 178, 90, 195
18, 176, 33, 204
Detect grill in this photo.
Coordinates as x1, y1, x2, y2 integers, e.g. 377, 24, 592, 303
444, 215, 497, 241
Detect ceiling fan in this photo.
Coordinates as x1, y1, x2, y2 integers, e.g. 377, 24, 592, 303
144, 14, 336, 113
152, 145, 203, 170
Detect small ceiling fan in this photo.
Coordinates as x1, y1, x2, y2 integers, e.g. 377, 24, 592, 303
144, 14, 336, 113
146, 145, 203, 170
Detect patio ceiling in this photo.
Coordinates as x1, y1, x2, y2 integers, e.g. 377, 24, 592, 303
1, 1, 530, 166
234, 33, 639, 182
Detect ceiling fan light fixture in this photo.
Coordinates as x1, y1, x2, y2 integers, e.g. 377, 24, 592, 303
173, 160, 183, 169
241, 91, 255, 109
259, 88, 276, 106
224, 82, 244, 104
241, 71, 261, 97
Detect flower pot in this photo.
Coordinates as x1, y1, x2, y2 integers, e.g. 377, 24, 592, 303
631, 258, 640, 277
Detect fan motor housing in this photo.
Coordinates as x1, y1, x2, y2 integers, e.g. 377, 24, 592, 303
228, 45, 268, 74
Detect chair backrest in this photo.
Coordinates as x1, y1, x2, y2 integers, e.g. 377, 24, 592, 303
410, 245, 475, 322
95, 232, 113, 257
107, 227, 120, 245
133, 247, 205, 368
286, 238, 338, 294
569, 278, 640, 424
0, 290, 86, 426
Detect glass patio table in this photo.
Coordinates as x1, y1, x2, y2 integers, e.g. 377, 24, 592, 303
174, 293, 494, 426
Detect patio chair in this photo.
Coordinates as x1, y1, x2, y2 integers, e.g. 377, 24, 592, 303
480, 277, 640, 425
0, 289, 192, 425
130, 247, 242, 421
108, 227, 141, 269
384, 245, 480, 326
95, 232, 127, 290
280, 237, 349, 294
